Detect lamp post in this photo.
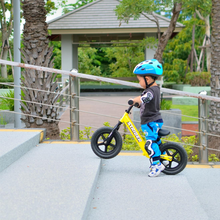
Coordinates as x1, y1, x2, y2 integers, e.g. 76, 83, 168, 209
13, 0, 21, 128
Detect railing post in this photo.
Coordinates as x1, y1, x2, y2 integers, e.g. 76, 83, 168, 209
198, 91, 208, 163
65, 79, 69, 105
59, 84, 63, 112
69, 73, 80, 141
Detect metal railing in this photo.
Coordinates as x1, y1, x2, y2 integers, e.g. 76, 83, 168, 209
0, 59, 220, 164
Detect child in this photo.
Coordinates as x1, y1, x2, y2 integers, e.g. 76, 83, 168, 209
131, 59, 165, 177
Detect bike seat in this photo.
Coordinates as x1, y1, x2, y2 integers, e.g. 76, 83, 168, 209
158, 129, 170, 137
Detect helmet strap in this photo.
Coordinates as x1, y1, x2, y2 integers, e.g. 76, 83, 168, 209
144, 76, 155, 89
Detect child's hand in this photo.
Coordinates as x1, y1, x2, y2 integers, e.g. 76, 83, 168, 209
132, 96, 141, 106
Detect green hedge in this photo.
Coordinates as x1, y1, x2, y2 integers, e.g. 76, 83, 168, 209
0, 77, 14, 89
185, 72, 211, 86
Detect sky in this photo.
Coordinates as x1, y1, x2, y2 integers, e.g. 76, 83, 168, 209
46, 0, 77, 22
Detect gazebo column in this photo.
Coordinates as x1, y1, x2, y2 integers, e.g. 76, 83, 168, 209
144, 33, 157, 60
144, 33, 163, 87
72, 35, 78, 71
61, 34, 79, 140
61, 34, 78, 83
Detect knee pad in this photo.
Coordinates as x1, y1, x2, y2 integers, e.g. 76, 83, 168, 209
145, 140, 154, 157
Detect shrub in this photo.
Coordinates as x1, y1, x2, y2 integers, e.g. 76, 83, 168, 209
162, 133, 197, 160
0, 90, 14, 111
0, 90, 25, 111
160, 99, 172, 110
0, 115, 7, 125
60, 127, 70, 140
60, 126, 93, 140
185, 72, 211, 86
208, 154, 219, 162
163, 59, 187, 83
163, 70, 180, 83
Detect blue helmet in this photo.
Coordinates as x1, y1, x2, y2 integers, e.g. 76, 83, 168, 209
133, 59, 163, 79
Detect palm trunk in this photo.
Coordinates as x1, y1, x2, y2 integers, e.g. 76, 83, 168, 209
21, 0, 60, 139
208, 0, 220, 153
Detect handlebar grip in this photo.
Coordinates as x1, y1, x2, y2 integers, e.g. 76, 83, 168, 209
128, 100, 134, 105
128, 100, 140, 107
134, 102, 140, 107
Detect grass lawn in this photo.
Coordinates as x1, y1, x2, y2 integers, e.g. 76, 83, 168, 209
167, 100, 198, 122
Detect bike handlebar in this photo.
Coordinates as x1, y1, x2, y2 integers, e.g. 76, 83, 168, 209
128, 100, 140, 107
126, 100, 140, 114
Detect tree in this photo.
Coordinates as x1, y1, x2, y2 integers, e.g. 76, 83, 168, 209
104, 43, 145, 77
50, 41, 104, 76
0, 0, 66, 79
78, 47, 102, 76
115, 0, 214, 67
195, 9, 212, 72
208, 0, 220, 150
0, 0, 13, 78
21, 0, 61, 139
115, 0, 182, 63
45, 0, 67, 15
183, 0, 212, 72
163, 17, 207, 83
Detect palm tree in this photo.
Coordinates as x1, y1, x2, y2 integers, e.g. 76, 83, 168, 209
208, 0, 220, 150
21, 0, 60, 139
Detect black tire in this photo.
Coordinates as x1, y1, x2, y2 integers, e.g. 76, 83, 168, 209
160, 142, 188, 175
91, 127, 122, 159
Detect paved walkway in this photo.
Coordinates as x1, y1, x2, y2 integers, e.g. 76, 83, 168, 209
59, 92, 140, 133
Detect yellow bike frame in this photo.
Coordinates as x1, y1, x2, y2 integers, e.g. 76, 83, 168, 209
119, 111, 172, 161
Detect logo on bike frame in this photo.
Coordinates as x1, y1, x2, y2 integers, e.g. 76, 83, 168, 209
127, 122, 142, 142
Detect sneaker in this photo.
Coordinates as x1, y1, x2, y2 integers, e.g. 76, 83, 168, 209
148, 163, 165, 177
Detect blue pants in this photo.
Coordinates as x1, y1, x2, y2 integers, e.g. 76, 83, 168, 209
141, 121, 163, 160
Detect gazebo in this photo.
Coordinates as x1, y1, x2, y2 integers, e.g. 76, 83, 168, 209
48, 0, 184, 82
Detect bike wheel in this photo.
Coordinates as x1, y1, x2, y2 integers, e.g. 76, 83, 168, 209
91, 127, 122, 159
160, 142, 188, 175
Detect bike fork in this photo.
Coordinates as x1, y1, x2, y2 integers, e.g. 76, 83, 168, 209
105, 121, 122, 145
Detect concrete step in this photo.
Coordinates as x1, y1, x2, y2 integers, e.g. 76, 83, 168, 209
0, 128, 45, 173
0, 142, 101, 220
87, 156, 211, 220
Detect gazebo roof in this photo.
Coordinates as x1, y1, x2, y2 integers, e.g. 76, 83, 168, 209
48, 0, 184, 42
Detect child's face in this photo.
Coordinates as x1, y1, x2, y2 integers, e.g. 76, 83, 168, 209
137, 75, 155, 89
137, 75, 147, 89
